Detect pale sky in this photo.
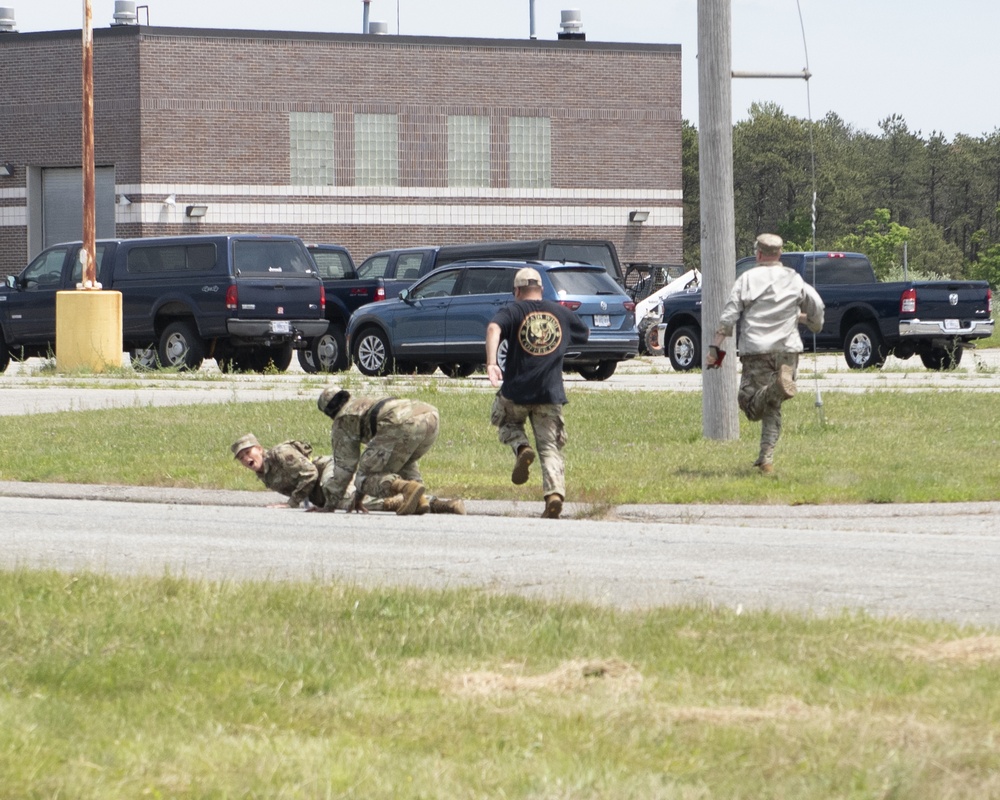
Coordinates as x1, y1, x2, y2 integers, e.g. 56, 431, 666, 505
8, 0, 998, 140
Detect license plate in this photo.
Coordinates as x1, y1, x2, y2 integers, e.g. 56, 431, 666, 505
944, 318, 960, 331
270, 321, 291, 334
594, 314, 611, 327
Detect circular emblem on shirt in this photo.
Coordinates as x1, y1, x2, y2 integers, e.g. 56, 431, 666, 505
518, 310, 563, 356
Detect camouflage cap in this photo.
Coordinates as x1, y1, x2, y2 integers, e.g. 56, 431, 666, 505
231, 433, 260, 458
755, 233, 784, 255
318, 386, 351, 419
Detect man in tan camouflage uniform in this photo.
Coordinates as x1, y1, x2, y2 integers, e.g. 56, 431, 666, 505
707, 233, 825, 473
231, 433, 463, 514
316, 388, 463, 515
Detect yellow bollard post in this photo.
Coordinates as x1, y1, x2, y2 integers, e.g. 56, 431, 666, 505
55, 290, 123, 373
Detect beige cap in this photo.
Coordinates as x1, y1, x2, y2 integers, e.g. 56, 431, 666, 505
231, 433, 260, 458
513, 267, 543, 288
755, 233, 784, 254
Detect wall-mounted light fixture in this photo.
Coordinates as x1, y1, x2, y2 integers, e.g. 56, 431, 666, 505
162, 194, 176, 205
0, 162, 14, 178
116, 194, 131, 206
628, 210, 650, 223
185, 204, 208, 218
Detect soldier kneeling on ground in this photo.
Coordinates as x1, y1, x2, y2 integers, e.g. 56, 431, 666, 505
231, 433, 464, 515
316, 386, 464, 515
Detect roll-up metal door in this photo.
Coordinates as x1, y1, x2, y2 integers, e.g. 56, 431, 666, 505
41, 167, 116, 248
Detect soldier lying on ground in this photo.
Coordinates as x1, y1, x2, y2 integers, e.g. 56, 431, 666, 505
231, 433, 464, 514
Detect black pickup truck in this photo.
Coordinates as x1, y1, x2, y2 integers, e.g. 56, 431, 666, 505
0, 234, 328, 373
656, 251, 994, 371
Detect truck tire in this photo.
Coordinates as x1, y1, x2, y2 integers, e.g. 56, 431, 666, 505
157, 321, 205, 371
0, 331, 9, 374
439, 362, 477, 378
843, 322, 886, 369
297, 326, 348, 373
667, 325, 701, 371
353, 326, 393, 376
920, 343, 963, 370
131, 344, 159, 371
577, 360, 618, 381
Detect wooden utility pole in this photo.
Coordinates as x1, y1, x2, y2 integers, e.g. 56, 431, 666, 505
81, 0, 96, 286
697, 0, 739, 439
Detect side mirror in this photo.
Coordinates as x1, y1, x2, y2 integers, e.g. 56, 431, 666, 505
399, 288, 411, 303
6, 274, 17, 289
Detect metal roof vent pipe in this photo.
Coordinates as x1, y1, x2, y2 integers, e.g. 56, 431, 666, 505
368, 20, 388, 35
558, 9, 585, 40
112, 1, 138, 26
0, 7, 18, 33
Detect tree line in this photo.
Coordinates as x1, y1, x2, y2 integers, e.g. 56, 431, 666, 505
682, 103, 1000, 287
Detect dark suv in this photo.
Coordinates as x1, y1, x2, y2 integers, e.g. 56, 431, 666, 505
0, 235, 327, 372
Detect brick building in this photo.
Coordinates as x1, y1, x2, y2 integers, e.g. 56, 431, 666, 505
0, 18, 682, 277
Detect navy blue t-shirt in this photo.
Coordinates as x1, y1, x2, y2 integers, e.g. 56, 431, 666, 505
491, 298, 590, 405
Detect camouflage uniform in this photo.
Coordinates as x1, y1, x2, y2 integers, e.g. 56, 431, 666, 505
257, 441, 358, 509
490, 394, 567, 500
320, 396, 440, 507
737, 353, 800, 466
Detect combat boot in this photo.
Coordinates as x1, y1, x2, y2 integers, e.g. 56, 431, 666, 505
429, 497, 466, 515
541, 493, 563, 519
381, 495, 402, 513
388, 479, 425, 516
774, 363, 797, 399
512, 445, 535, 485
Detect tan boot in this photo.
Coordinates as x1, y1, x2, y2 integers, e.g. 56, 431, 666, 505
429, 497, 466, 515
512, 446, 535, 485
416, 495, 431, 514
381, 495, 402, 513
388, 479, 425, 516
541, 494, 563, 519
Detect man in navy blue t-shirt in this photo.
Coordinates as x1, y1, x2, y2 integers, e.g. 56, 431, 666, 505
485, 267, 590, 519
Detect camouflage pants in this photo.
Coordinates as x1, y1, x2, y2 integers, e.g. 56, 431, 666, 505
738, 352, 799, 465
357, 406, 440, 499
491, 393, 567, 499
314, 457, 375, 510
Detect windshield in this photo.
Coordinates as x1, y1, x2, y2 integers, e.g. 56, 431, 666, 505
544, 243, 615, 271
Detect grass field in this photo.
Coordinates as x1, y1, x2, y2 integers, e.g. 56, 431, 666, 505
1, 386, 999, 505
2, 384, 999, 796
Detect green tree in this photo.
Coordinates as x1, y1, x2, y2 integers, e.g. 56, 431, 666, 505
681, 119, 700, 271
835, 208, 910, 279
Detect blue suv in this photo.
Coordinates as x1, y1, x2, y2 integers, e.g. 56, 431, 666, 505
347, 260, 638, 380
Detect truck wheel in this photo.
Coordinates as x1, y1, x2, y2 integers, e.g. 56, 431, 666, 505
131, 344, 159, 371
0, 331, 9, 374
577, 361, 618, 381
158, 321, 205, 371
440, 362, 477, 378
920, 343, 963, 370
667, 325, 701, 371
297, 326, 348, 373
353, 327, 393, 376
843, 323, 886, 369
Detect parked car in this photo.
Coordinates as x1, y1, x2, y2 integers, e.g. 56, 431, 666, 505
346, 260, 639, 380
355, 238, 626, 300
0, 234, 327, 373
301, 243, 385, 373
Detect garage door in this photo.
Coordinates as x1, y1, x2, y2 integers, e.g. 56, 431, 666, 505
42, 167, 116, 248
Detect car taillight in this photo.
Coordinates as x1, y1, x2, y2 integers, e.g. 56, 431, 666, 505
624, 301, 636, 312
319, 284, 326, 312
375, 286, 386, 302
225, 285, 238, 311
900, 287, 916, 314
559, 300, 581, 311
988, 288, 993, 314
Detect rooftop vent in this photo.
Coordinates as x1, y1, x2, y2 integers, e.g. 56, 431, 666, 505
368, 20, 388, 35
112, 1, 138, 26
558, 9, 585, 40
0, 7, 17, 33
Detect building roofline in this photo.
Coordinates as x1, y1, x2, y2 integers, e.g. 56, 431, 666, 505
2, 24, 680, 54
